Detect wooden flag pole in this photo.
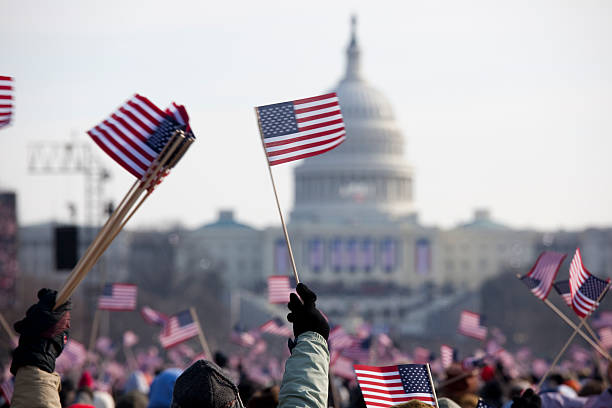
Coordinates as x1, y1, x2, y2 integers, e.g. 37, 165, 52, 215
542, 298, 612, 361
190, 307, 212, 360
584, 321, 601, 345
88, 309, 101, 353
254, 108, 300, 284
426, 363, 440, 408
0, 311, 16, 346
537, 282, 611, 389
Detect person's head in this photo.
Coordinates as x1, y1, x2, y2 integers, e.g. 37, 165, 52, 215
246, 386, 279, 408
393, 400, 431, 408
442, 364, 478, 396
171, 360, 243, 408
93, 390, 115, 408
148, 368, 182, 408
79, 371, 95, 390
578, 379, 604, 396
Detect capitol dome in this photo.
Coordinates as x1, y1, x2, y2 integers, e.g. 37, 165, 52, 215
291, 17, 415, 224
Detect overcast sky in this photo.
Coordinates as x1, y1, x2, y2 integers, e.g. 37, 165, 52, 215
1, 1, 611, 231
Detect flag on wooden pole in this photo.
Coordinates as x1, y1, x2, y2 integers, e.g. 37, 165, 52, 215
458, 310, 487, 341
267, 275, 292, 304
553, 280, 572, 307
97, 283, 137, 311
159, 310, 199, 349
519, 251, 567, 300
0, 76, 13, 129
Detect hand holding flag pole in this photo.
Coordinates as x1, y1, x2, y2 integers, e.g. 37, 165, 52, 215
254, 93, 347, 284
54, 95, 196, 309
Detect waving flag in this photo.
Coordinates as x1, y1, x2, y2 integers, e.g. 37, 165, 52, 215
569, 249, 610, 318
520, 251, 567, 300
230, 328, 258, 347
267, 275, 292, 304
440, 345, 455, 369
553, 280, 572, 307
259, 318, 293, 338
0, 76, 13, 129
256, 93, 346, 165
599, 327, 612, 349
141, 306, 168, 326
97, 283, 137, 311
458, 310, 487, 341
88, 94, 190, 178
354, 364, 437, 407
159, 310, 199, 349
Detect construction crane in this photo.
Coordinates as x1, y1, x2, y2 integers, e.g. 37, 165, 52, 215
27, 140, 111, 231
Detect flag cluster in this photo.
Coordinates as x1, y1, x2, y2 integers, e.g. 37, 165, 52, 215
256, 93, 346, 166
88, 94, 190, 178
0, 76, 13, 129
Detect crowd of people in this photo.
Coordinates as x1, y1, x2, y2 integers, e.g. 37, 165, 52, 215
2, 285, 612, 408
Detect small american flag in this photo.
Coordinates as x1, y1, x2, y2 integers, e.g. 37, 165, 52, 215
141, 305, 168, 326
569, 248, 610, 318
88, 94, 190, 178
267, 275, 292, 304
0, 377, 13, 405
97, 283, 137, 311
519, 251, 567, 300
230, 328, 258, 347
0, 76, 13, 129
553, 280, 572, 307
329, 326, 355, 350
458, 310, 487, 341
598, 327, 612, 349
354, 364, 437, 407
159, 310, 199, 349
256, 93, 346, 166
440, 344, 454, 369
259, 318, 293, 338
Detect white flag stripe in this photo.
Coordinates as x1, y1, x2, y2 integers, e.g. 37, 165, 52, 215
263, 122, 345, 145
293, 96, 339, 110
268, 136, 345, 163
89, 129, 147, 175
265, 130, 346, 153
357, 383, 404, 391
297, 113, 344, 128
109, 114, 158, 157
295, 105, 341, 119
354, 369, 403, 377
98, 122, 151, 166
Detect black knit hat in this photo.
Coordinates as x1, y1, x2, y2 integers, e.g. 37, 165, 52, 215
171, 360, 244, 408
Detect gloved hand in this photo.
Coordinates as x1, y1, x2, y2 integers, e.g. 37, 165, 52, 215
286, 283, 329, 344
10, 288, 71, 375
511, 388, 541, 408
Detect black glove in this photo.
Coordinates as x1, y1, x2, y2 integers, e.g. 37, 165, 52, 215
511, 389, 541, 408
10, 288, 71, 375
287, 283, 329, 344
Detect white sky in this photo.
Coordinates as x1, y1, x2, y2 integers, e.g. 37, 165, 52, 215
1, 0, 611, 231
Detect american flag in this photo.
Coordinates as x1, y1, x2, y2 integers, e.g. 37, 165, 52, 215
0, 76, 13, 129
553, 280, 572, 307
519, 251, 567, 300
458, 310, 487, 341
141, 305, 168, 326
329, 326, 356, 350
159, 310, 199, 349
598, 327, 612, 349
476, 399, 493, 408
88, 94, 190, 178
440, 345, 454, 369
331, 351, 357, 380
97, 283, 137, 311
267, 275, 292, 304
230, 328, 258, 347
256, 93, 346, 166
354, 364, 437, 407
0, 377, 13, 405
569, 248, 610, 318
259, 318, 293, 338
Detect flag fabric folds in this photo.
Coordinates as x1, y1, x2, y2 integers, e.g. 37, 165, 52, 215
440, 344, 454, 368
0, 76, 13, 129
87, 94, 190, 178
552, 280, 572, 307
256, 93, 346, 166
159, 310, 199, 349
97, 283, 137, 311
267, 275, 292, 304
259, 318, 293, 338
354, 363, 437, 407
141, 306, 168, 326
569, 248, 610, 318
519, 251, 567, 300
458, 310, 487, 341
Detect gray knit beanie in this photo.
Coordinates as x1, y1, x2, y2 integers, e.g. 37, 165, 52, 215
171, 360, 244, 408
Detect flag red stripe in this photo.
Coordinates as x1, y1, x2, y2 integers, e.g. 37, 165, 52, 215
269, 140, 345, 166
0, 95, 12, 100
135, 94, 166, 117
267, 134, 345, 157
108, 115, 155, 160
97, 124, 150, 170
123, 103, 155, 135
88, 131, 143, 178
297, 117, 344, 132
295, 109, 341, 123
0, 76, 11, 81
294, 101, 340, 115
293, 93, 337, 105
0, 86, 12, 91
